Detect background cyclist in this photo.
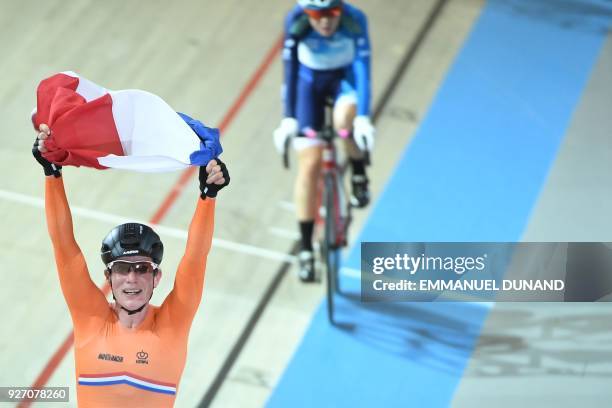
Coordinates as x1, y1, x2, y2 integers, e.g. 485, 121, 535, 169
273, 0, 375, 282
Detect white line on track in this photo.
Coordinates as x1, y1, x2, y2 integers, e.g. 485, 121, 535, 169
0, 189, 296, 263
277, 200, 294, 212
268, 227, 300, 240
2, 189, 493, 309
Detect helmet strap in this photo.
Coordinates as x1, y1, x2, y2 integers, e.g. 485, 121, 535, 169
122, 303, 148, 315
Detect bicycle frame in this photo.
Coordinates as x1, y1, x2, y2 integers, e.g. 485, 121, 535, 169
317, 102, 352, 325
319, 133, 351, 250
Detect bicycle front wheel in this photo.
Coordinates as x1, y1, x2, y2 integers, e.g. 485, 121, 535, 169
323, 173, 339, 325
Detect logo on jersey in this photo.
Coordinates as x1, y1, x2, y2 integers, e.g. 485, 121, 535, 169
136, 350, 149, 364
123, 250, 139, 255
98, 353, 124, 363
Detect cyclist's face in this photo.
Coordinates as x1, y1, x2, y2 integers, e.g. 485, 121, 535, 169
106, 256, 161, 311
308, 15, 341, 37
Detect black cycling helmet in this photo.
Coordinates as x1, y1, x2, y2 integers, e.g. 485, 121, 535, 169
101, 223, 164, 266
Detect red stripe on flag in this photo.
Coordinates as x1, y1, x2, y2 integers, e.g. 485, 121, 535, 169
46, 93, 123, 169
35, 72, 124, 169
34, 73, 80, 129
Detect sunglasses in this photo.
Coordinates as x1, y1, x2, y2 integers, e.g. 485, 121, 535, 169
107, 260, 158, 275
303, 6, 342, 20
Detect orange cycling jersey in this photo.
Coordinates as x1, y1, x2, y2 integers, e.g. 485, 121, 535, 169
45, 177, 215, 407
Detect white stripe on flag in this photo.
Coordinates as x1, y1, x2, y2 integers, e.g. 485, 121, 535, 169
103, 89, 201, 172
62, 71, 107, 102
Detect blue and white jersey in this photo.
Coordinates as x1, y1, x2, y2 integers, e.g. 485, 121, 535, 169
282, 2, 372, 118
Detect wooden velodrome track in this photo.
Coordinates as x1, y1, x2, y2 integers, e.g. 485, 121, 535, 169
0, 0, 483, 406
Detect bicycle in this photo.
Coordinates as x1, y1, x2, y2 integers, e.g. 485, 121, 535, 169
283, 98, 356, 325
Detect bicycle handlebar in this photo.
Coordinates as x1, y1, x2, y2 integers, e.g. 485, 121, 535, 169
281, 131, 371, 169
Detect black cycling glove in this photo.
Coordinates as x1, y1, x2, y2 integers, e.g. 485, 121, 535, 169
199, 158, 230, 199
32, 139, 62, 178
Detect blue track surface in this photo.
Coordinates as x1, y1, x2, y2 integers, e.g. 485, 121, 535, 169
268, 1, 612, 407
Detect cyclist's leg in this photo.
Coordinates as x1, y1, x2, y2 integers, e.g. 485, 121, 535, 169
294, 144, 323, 232
334, 78, 370, 208
294, 143, 323, 282
293, 71, 326, 281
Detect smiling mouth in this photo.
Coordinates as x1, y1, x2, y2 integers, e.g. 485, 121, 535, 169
122, 289, 143, 296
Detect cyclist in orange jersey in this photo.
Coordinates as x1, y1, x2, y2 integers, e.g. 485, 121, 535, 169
33, 123, 229, 407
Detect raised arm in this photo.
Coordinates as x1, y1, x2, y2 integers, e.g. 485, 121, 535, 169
162, 159, 230, 325
34, 126, 109, 330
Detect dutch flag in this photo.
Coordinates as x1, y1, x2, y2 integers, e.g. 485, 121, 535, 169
32, 71, 222, 172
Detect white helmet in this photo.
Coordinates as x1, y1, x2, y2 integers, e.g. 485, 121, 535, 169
297, 0, 342, 10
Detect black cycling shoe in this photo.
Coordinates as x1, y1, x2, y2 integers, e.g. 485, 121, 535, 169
297, 250, 316, 282
350, 174, 370, 208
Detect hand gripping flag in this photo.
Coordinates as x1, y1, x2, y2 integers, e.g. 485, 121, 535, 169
32, 71, 222, 172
